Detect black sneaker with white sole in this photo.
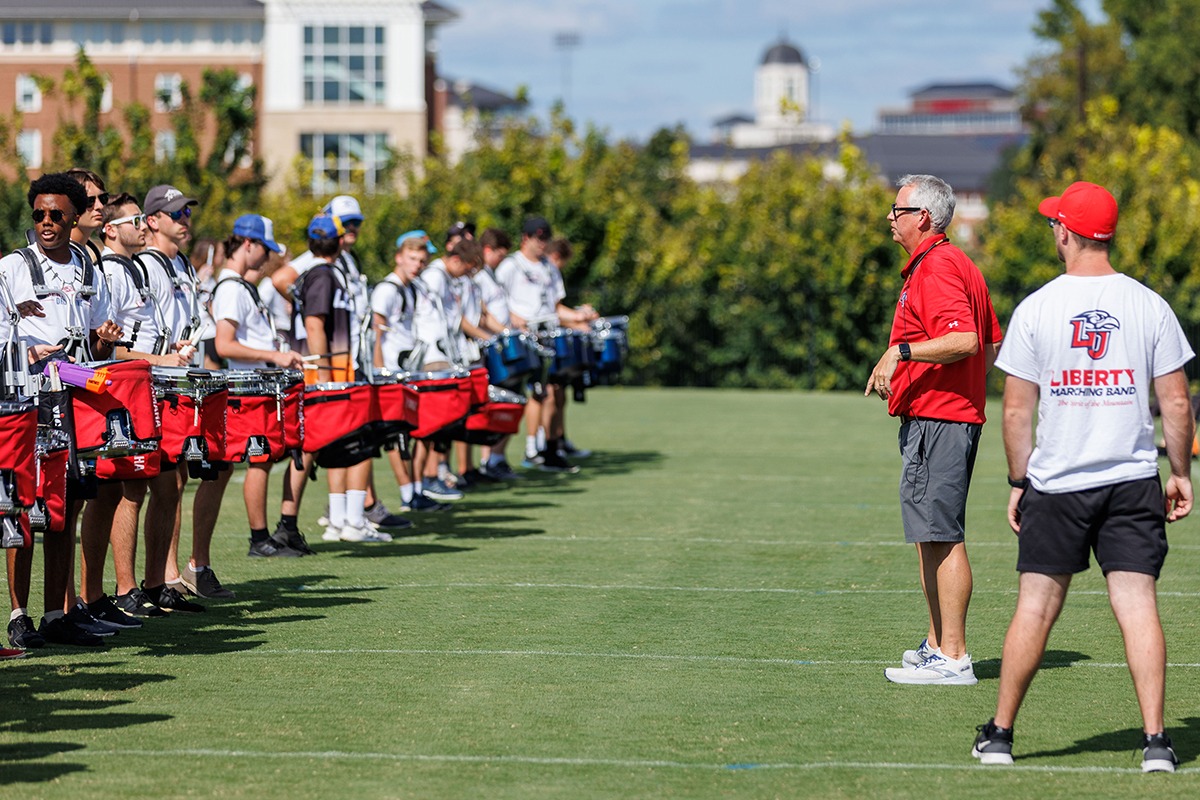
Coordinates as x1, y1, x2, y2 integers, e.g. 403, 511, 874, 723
1142, 732, 1179, 773
144, 583, 206, 613
971, 719, 1014, 766
39, 616, 105, 647
270, 523, 316, 555
113, 586, 169, 618
64, 604, 119, 637
539, 451, 580, 474
86, 596, 143, 629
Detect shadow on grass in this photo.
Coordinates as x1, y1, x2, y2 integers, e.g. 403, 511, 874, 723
1019, 717, 1200, 766
317, 540, 479, 558
0, 661, 176, 785
973, 649, 1092, 681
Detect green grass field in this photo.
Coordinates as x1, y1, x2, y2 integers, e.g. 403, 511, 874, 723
4, 388, 1200, 798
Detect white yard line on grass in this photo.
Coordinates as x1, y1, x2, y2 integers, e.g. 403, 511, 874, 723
533, 535, 1200, 551
46, 748, 1155, 774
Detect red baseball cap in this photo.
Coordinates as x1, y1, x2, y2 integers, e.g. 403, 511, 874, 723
1038, 181, 1118, 241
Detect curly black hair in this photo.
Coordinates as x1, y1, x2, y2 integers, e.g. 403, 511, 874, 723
28, 172, 89, 214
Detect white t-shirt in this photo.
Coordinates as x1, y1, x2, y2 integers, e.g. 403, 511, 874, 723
211, 268, 277, 370
99, 247, 162, 355
412, 263, 463, 364
996, 272, 1194, 493
370, 274, 416, 369
134, 249, 197, 352
3, 247, 112, 359
474, 265, 509, 327
495, 251, 556, 321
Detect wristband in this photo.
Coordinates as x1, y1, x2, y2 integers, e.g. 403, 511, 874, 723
898, 342, 912, 361
1007, 476, 1029, 489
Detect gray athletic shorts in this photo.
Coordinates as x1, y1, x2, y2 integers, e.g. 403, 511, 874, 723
898, 418, 982, 544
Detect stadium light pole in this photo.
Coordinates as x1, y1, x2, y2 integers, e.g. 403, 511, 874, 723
554, 31, 581, 110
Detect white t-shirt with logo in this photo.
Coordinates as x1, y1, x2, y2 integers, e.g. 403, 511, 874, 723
996, 272, 1193, 493
3, 247, 112, 358
99, 247, 162, 355
211, 268, 277, 370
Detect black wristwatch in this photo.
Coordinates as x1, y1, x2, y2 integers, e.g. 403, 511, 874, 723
1007, 476, 1030, 489
898, 342, 912, 361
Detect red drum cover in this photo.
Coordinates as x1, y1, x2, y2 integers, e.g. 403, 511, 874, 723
0, 405, 37, 508
159, 390, 229, 463
465, 401, 524, 436
302, 384, 376, 454
410, 376, 472, 439
38, 447, 68, 533
95, 450, 162, 481
71, 361, 161, 452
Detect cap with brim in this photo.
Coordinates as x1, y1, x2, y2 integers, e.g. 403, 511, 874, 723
522, 216, 551, 239
396, 229, 437, 253
324, 195, 363, 226
144, 184, 198, 216
1038, 181, 1118, 241
233, 214, 284, 253
307, 213, 344, 240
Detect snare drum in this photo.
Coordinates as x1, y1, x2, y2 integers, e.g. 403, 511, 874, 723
460, 385, 528, 446
482, 331, 542, 390
0, 400, 36, 516
408, 369, 473, 440
70, 360, 161, 460
302, 382, 376, 454
544, 328, 593, 383
225, 368, 304, 463
370, 370, 420, 442
468, 367, 489, 408
589, 327, 627, 385
152, 367, 228, 466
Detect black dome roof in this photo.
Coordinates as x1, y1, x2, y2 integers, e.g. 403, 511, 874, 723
761, 40, 805, 66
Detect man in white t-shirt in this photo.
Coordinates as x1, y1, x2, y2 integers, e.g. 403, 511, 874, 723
972, 182, 1194, 772
2, 172, 123, 650
207, 214, 306, 573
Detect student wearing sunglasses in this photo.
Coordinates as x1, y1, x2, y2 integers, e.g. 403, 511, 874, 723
66, 167, 109, 267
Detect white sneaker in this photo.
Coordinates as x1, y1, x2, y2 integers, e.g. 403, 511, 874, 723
902, 638, 937, 668
340, 523, 392, 543
884, 651, 977, 685
321, 525, 342, 542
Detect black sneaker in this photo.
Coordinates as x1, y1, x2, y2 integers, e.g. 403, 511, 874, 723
39, 616, 105, 647
539, 450, 581, 474
270, 523, 316, 555
364, 503, 414, 531
464, 467, 499, 485
410, 493, 451, 512
182, 564, 236, 599
144, 583, 205, 613
1142, 732, 1179, 773
247, 538, 303, 558
88, 596, 144, 629
65, 603, 119, 637
8, 614, 45, 649
971, 719, 1014, 766
113, 586, 169, 618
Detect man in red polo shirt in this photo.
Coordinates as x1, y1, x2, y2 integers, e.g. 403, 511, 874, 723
865, 173, 1003, 685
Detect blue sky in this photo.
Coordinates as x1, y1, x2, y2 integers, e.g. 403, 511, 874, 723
434, 1, 1080, 142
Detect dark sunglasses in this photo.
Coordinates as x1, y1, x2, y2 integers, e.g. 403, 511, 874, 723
164, 206, 192, 221
891, 205, 923, 218
88, 192, 110, 207
32, 209, 67, 224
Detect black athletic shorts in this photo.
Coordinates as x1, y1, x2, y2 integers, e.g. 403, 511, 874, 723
1015, 477, 1168, 578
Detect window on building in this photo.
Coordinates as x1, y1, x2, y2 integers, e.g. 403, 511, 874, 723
17, 130, 41, 168
299, 132, 390, 193
155, 131, 177, 162
15, 74, 41, 113
155, 73, 183, 112
2, 21, 52, 46
302, 25, 386, 105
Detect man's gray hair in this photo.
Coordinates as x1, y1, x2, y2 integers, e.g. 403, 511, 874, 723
897, 174, 955, 233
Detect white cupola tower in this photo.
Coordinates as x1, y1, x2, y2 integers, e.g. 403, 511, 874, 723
754, 38, 809, 127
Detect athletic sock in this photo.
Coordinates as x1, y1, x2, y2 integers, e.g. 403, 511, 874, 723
279, 514, 299, 532
346, 489, 367, 528
10, 607, 26, 622
250, 527, 269, 543
413, 480, 423, 496
399, 483, 414, 503
328, 493, 347, 528
525, 436, 538, 459
535, 426, 547, 453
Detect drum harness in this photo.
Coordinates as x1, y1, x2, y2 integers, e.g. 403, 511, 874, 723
135, 249, 202, 351
214, 274, 289, 355
15, 236, 99, 363
100, 252, 172, 356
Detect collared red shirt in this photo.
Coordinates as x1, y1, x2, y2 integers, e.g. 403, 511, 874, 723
886, 234, 1003, 423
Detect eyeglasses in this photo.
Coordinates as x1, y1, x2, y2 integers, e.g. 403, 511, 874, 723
1046, 218, 1059, 228
88, 192, 110, 207
109, 213, 145, 229
891, 205, 923, 218
32, 209, 67, 224
164, 206, 192, 221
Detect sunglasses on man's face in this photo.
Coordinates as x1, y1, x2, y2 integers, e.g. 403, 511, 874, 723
164, 206, 192, 221
109, 213, 146, 230
88, 192, 110, 208
32, 208, 67, 224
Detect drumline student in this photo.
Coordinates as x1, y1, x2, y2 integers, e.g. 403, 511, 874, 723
3, 172, 124, 648
279, 214, 391, 545
66, 168, 108, 267
473, 228, 519, 482
372, 230, 433, 512
208, 215, 307, 567
544, 237, 596, 461
80, 193, 189, 631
